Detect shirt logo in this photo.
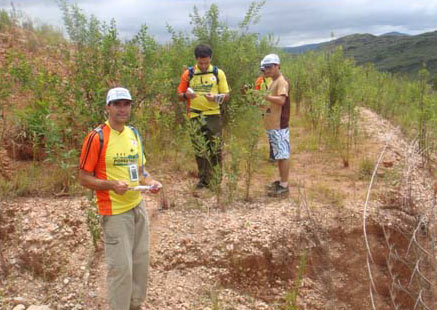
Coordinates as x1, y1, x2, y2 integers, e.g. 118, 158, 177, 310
210, 76, 217, 82
131, 139, 138, 148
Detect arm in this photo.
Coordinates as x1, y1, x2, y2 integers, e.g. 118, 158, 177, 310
265, 94, 286, 106
79, 169, 129, 195
140, 167, 162, 193
265, 78, 288, 106
179, 92, 197, 101
78, 132, 130, 194
204, 69, 230, 102
177, 70, 197, 101
223, 93, 230, 102
205, 92, 229, 103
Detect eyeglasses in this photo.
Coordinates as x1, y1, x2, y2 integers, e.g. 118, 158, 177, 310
263, 64, 275, 69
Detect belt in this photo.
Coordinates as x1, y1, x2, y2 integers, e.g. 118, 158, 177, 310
189, 108, 204, 115
189, 108, 220, 116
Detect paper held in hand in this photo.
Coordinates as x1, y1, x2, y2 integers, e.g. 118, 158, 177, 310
128, 185, 162, 191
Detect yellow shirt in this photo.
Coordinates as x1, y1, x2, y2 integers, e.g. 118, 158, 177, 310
79, 121, 146, 215
178, 65, 230, 118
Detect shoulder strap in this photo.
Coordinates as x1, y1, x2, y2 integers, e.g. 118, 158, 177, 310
128, 125, 140, 140
188, 66, 195, 83
188, 66, 219, 84
92, 124, 106, 159
212, 66, 219, 83
128, 125, 145, 168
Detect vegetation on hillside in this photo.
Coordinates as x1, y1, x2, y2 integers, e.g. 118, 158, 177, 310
1, 3, 437, 310
0, 2, 436, 202
285, 31, 437, 83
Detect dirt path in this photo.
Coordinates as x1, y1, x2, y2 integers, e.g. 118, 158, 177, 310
1, 107, 436, 310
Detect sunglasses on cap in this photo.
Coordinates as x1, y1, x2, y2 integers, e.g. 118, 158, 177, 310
263, 64, 276, 69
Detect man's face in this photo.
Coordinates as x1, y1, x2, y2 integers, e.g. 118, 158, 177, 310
263, 64, 279, 78
196, 56, 211, 72
106, 100, 132, 124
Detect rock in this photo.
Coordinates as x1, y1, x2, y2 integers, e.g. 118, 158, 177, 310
88, 291, 97, 298
11, 297, 30, 306
28, 306, 53, 310
383, 160, 394, 167
12, 305, 26, 310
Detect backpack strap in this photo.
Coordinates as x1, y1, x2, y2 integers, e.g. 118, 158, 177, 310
128, 125, 145, 168
212, 66, 219, 84
92, 124, 106, 160
188, 66, 195, 82
188, 66, 220, 85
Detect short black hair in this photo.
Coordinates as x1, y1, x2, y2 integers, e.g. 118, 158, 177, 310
194, 44, 212, 58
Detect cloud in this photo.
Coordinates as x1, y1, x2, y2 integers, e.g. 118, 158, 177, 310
1, 0, 436, 46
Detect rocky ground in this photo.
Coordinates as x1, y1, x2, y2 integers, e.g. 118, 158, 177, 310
1, 107, 436, 310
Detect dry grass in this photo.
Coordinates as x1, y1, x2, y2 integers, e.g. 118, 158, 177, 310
0, 162, 83, 198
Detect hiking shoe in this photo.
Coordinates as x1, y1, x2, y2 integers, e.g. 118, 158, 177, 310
268, 183, 289, 197
196, 180, 209, 189
265, 180, 280, 190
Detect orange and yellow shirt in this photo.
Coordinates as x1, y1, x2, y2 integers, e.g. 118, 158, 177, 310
177, 64, 229, 118
79, 121, 145, 215
255, 76, 272, 91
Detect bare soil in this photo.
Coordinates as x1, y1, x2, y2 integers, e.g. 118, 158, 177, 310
1, 107, 436, 310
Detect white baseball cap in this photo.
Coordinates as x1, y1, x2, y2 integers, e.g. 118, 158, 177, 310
261, 53, 280, 66
106, 87, 132, 105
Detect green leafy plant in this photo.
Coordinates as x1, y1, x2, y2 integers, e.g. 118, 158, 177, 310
86, 194, 101, 248
280, 251, 307, 310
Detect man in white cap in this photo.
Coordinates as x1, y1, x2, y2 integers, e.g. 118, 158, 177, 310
79, 87, 161, 310
261, 54, 291, 196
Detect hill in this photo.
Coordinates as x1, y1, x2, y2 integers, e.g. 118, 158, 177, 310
284, 31, 437, 77
379, 31, 410, 37
2, 8, 437, 310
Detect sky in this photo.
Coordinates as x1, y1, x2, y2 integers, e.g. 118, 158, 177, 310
1, 0, 437, 47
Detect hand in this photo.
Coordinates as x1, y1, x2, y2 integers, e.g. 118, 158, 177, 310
111, 180, 129, 195
204, 93, 215, 102
186, 92, 197, 100
146, 179, 162, 194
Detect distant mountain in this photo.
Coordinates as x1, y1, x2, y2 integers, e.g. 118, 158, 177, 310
284, 31, 437, 77
283, 43, 322, 54
379, 32, 410, 37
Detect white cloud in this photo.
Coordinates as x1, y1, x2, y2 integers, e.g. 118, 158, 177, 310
0, 0, 436, 46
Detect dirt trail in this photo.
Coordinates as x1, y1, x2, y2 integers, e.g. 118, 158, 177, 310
1, 107, 436, 310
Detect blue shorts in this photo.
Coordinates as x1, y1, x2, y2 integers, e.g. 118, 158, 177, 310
267, 128, 290, 160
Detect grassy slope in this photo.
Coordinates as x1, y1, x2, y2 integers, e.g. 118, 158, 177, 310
285, 31, 437, 77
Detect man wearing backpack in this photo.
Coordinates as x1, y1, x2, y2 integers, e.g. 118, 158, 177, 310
177, 44, 230, 189
79, 87, 161, 310
261, 54, 291, 196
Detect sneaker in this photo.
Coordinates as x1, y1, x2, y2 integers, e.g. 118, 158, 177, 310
196, 180, 209, 189
130, 306, 146, 310
265, 180, 280, 190
268, 183, 289, 197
